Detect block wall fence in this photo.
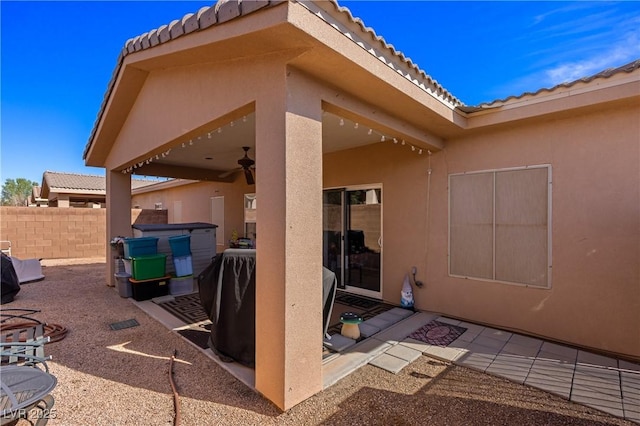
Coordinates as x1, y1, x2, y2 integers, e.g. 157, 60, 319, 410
0, 207, 167, 260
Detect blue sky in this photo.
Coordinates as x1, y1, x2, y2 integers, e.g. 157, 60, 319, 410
2, 1, 639, 185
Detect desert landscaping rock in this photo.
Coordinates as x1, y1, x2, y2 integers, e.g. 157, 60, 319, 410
4, 259, 634, 425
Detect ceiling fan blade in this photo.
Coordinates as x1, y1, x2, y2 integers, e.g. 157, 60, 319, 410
219, 167, 241, 178
244, 168, 255, 185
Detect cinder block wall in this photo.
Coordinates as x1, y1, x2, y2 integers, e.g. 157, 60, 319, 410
0, 207, 167, 259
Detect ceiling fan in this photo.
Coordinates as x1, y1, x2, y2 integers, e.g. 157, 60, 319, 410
219, 146, 255, 185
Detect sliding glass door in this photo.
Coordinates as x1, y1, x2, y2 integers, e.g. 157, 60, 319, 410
323, 186, 382, 299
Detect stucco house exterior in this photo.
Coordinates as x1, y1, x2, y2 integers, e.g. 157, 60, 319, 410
83, 0, 639, 410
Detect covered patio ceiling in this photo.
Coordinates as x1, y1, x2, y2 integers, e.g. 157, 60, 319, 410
126, 110, 431, 182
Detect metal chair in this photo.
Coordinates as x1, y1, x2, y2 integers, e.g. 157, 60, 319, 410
0, 323, 51, 372
1, 311, 52, 372
0, 365, 57, 426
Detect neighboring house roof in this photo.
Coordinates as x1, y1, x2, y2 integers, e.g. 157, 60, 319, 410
31, 186, 43, 200
29, 186, 48, 205
131, 178, 198, 195
40, 171, 159, 198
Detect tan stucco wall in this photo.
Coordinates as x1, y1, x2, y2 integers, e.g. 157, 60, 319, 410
324, 143, 434, 301
132, 180, 251, 251
325, 105, 639, 359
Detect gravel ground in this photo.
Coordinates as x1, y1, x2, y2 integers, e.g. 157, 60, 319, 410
3, 259, 635, 426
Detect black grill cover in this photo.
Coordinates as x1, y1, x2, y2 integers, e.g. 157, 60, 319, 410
1, 253, 20, 304
198, 249, 337, 367
199, 249, 256, 367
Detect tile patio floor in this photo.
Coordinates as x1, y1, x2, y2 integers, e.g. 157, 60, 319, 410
134, 297, 640, 424
334, 311, 640, 424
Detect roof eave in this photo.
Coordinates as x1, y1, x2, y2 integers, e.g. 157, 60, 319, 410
83, 0, 288, 167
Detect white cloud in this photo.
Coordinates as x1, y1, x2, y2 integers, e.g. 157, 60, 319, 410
543, 29, 640, 85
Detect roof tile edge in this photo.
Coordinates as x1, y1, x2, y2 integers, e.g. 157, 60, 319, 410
479, 58, 640, 108
83, 0, 278, 160
305, 0, 463, 108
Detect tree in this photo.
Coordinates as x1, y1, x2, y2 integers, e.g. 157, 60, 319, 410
1, 178, 38, 206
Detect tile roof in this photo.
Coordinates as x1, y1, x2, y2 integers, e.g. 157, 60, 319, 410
83, 0, 283, 160
84, 0, 461, 160
312, 0, 461, 106
479, 59, 640, 107
42, 171, 159, 194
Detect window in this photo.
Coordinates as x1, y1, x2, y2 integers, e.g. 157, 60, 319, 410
449, 165, 551, 287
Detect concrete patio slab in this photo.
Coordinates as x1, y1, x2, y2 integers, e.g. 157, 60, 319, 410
536, 350, 579, 364
529, 358, 576, 378
373, 311, 405, 326
456, 322, 485, 342
358, 322, 381, 338
501, 341, 542, 358
385, 343, 422, 363
425, 345, 466, 363
322, 337, 392, 389
620, 360, 640, 371
386, 307, 415, 319
324, 333, 356, 352
362, 316, 394, 330
507, 333, 544, 348
470, 335, 507, 352
524, 375, 573, 400
398, 337, 432, 353
570, 388, 624, 419
456, 347, 497, 372
540, 342, 578, 362
577, 350, 618, 368
369, 352, 410, 374
435, 316, 461, 326
573, 365, 624, 394
486, 354, 534, 384
479, 327, 512, 342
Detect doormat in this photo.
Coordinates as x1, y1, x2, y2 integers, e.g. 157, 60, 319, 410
408, 320, 467, 347
156, 293, 209, 325
177, 323, 211, 350
334, 292, 382, 309
109, 319, 140, 330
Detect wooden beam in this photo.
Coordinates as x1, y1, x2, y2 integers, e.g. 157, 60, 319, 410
130, 163, 236, 183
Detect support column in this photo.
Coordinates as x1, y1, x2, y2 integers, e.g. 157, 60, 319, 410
254, 70, 324, 410
106, 170, 132, 286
